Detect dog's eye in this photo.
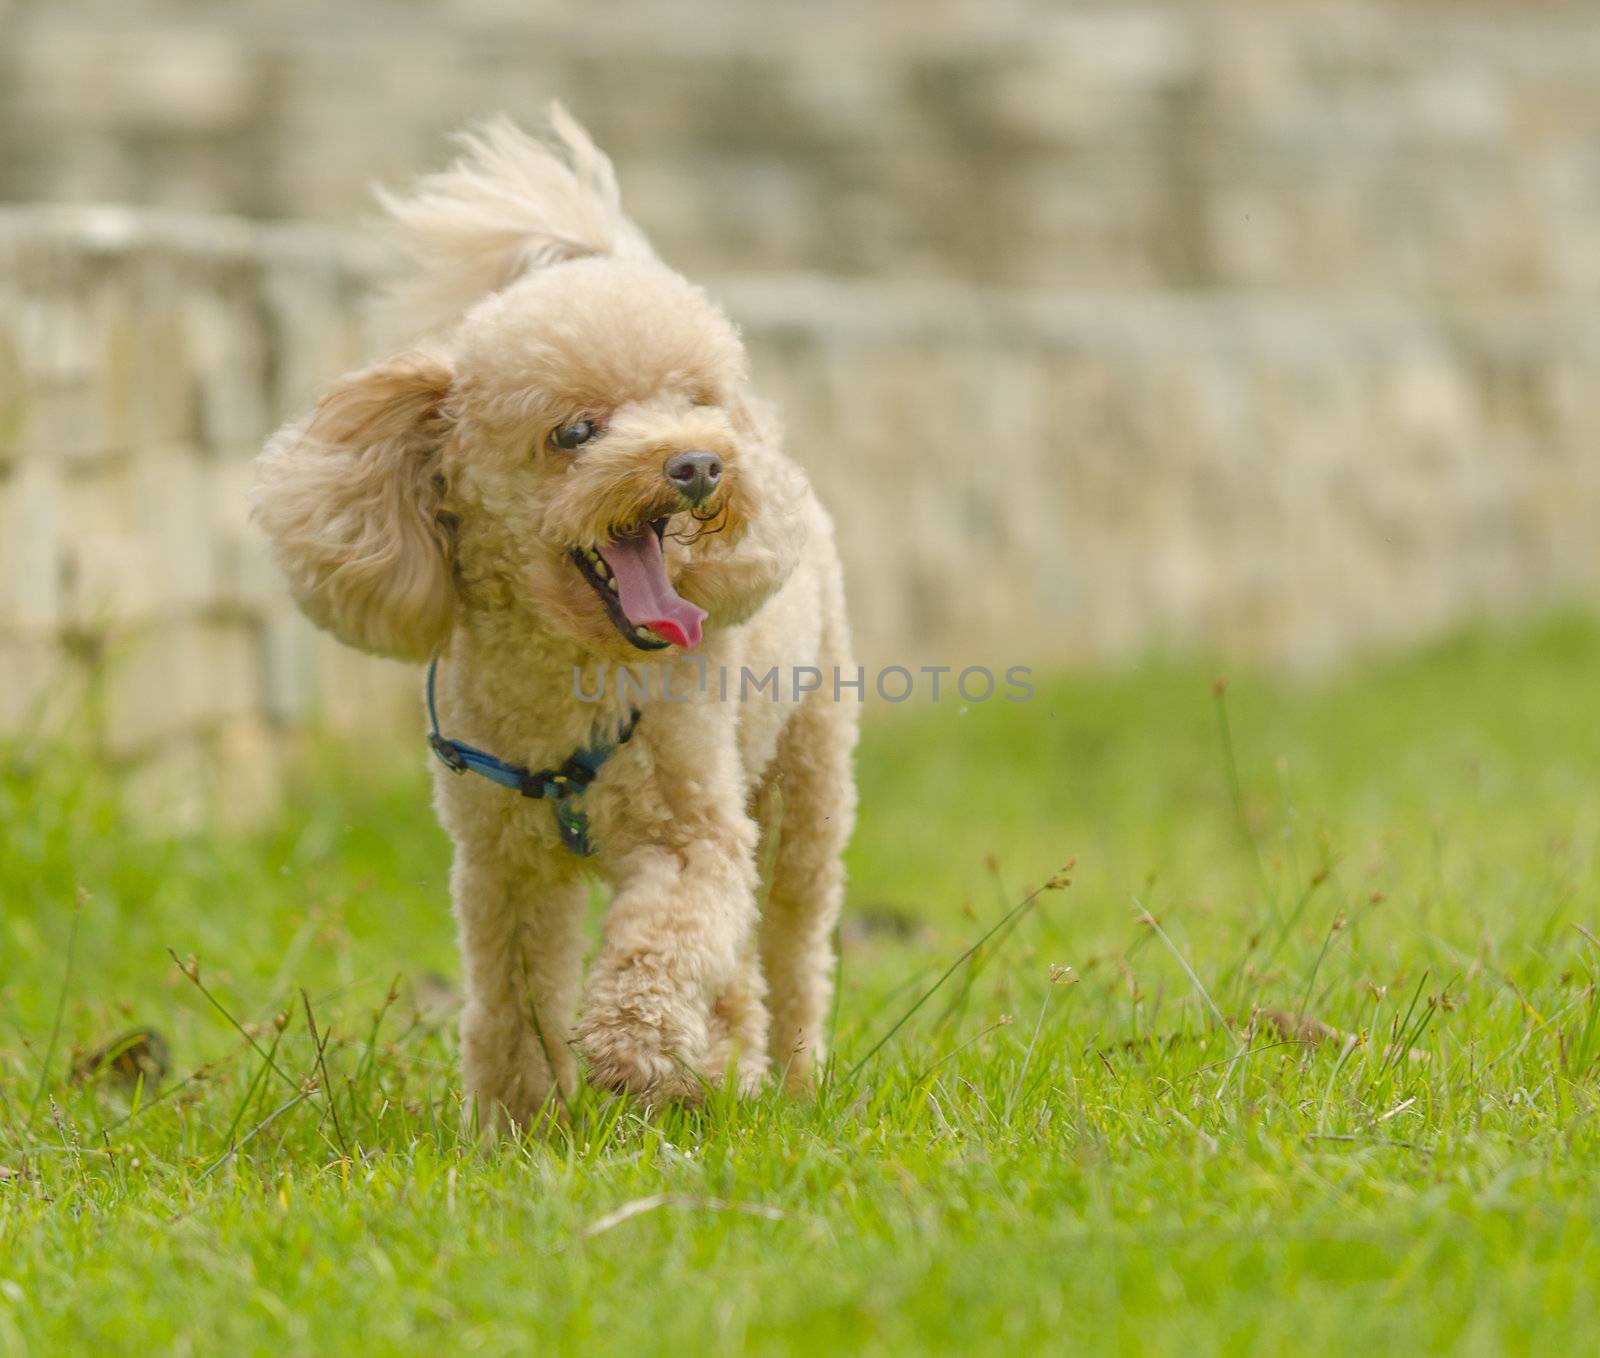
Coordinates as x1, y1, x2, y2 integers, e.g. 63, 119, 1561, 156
549, 419, 598, 452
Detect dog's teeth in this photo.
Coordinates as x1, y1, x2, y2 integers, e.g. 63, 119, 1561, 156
635, 626, 653, 640
607, 578, 618, 592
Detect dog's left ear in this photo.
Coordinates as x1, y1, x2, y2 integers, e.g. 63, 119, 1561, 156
254, 352, 457, 661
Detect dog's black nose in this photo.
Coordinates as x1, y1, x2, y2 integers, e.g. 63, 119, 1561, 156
664, 450, 722, 507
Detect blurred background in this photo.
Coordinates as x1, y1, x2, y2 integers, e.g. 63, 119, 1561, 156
2, 0, 1599, 824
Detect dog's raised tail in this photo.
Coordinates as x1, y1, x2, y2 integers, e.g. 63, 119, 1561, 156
377, 104, 653, 337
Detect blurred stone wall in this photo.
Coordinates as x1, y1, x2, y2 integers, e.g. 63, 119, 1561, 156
4, 208, 1599, 826
2, 0, 1600, 821
0, 209, 393, 824
731, 279, 1600, 672
3, 0, 1598, 296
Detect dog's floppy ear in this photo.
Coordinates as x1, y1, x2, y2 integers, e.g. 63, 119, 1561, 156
254, 352, 456, 661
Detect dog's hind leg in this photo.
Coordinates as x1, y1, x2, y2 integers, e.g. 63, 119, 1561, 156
757, 680, 859, 1089
453, 855, 586, 1135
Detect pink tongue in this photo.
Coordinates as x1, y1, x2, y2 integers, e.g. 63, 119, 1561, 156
600, 528, 706, 650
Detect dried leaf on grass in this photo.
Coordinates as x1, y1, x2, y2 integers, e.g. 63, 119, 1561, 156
1251, 1007, 1428, 1063
71, 1028, 170, 1085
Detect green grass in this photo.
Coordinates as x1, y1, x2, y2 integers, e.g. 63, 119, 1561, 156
5, 616, 1600, 1355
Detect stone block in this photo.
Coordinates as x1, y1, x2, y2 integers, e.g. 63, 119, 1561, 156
118, 735, 209, 835
58, 460, 162, 629
0, 635, 91, 740
99, 618, 260, 758
0, 458, 65, 631
206, 715, 286, 832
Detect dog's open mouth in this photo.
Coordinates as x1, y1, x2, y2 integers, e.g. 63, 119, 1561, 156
571, 518, 707, 651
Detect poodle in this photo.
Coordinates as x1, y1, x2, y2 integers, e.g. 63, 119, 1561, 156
253, 106, 857, 1131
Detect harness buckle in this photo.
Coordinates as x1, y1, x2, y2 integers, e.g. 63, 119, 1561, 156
429, 733, 468, 774
517, 767, 554, 799
555, 755, 599, 790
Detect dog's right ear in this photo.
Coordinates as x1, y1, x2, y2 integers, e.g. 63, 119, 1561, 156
253, 352, 457, 662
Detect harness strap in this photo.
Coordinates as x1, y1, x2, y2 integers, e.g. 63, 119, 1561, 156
425, 658, 640, 855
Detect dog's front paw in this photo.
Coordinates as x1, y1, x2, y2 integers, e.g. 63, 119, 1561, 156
459, 1005, 569, 1138
575, 964, 709, 1103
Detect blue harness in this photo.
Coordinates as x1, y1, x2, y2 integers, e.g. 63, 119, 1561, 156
425, 658, 640, 857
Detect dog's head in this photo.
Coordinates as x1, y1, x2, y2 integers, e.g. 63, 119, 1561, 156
254, 114, 803, 662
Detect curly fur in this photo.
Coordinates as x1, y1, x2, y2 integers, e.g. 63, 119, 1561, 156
378, 108, 657, 338
253, 105, 857, 1130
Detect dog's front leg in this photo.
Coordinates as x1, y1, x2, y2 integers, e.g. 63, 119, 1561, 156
576, 715, 762, 1101
452, 848, 587, 1135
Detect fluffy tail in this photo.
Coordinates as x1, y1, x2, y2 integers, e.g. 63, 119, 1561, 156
377, 103, 653, 336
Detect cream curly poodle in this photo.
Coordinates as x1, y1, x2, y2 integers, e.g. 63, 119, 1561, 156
253, 107, 857, 1131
